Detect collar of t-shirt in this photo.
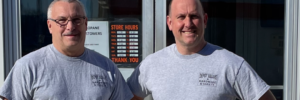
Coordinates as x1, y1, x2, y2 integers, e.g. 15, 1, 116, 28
174, 42, 221, 59
49, 44, 88, 61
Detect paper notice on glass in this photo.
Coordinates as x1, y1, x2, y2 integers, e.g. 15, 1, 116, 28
85, 21, 109, 58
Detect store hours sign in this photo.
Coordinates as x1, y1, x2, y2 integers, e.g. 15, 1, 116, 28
109, 21, 142, 67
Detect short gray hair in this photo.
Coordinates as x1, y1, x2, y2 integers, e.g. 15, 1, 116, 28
47, 0, 87, 18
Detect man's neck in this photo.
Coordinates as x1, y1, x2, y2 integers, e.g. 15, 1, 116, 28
53, 43, 85, 57
176, 41, 207, 55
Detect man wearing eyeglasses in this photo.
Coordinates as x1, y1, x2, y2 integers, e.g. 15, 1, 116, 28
0, 0, 133, 100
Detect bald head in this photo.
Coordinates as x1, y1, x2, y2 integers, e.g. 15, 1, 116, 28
168, 0, 205, 16
47, 0, 86, 19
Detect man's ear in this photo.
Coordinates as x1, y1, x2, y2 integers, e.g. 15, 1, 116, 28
84, 17, 88, 31
203, 13, 208, 28
166, 16, 172, 31
47, 20, 52, 34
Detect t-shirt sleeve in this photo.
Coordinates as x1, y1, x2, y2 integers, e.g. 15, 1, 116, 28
127, 64, 150, 98
233, 60, 270, 100
0, 60, 33, 100
109, 64, 133, 100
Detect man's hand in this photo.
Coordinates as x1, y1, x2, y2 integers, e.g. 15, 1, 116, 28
131, 95, 143, 100
0, 96, 7, 100
259, 90, 276, 100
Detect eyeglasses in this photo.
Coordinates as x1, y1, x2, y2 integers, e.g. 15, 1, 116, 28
48, 16, 86, 27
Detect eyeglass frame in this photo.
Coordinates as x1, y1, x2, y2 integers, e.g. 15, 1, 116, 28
48, 16, 86, 27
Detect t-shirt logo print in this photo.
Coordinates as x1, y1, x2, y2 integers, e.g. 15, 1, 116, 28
198, 73, 218, 87
91, 74, 108, 87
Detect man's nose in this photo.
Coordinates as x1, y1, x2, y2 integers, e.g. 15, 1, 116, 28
65, 20, 75, 30
184, 17, 194, 28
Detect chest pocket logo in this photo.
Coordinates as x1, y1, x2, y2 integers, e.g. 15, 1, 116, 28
198, 73, 218, 87
91, 74, 108, 87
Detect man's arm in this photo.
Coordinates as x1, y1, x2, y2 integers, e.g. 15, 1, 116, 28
127, 64, 150, 99
0, 61, 34, 100
259, 90, 276, 100
109, 63, 134, 100
233, 61, 276, 100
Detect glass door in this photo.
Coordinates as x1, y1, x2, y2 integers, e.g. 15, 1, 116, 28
19, 1, 154, 99
165, 0, 284, 99
19, 0, 154, 80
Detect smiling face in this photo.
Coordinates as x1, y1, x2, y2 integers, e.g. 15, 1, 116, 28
167, 0, 208, 48
47, 1, 87, 55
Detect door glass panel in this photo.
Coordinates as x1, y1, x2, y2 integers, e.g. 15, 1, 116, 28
166, 0, 284, 99
21, 0, 142, 69
21, 0, 53, 55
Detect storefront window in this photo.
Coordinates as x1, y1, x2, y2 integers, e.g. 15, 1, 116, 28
21, 0, 142, 68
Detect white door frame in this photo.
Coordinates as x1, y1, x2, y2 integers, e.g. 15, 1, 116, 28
154, 0, 167, 52
0, 0, 4, 87
284, 0, 300, 99
142, 0, 155, 58
2, 0, 22, 79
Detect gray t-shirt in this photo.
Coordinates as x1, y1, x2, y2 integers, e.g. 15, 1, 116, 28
127, 43, 270, 100
0, 44, 133, 100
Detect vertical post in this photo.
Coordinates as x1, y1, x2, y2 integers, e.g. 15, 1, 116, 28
0, 0, 5, 87
297, 1, 300, 99
155, 0, 167, 51
140, 0, 155, 100
3, 0, 22, 77
284, 0, 299, 99
143, 0, 154, 58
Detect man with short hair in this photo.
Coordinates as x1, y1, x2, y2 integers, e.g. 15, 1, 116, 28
127, 0, 276, 99
0, 0, 133, 100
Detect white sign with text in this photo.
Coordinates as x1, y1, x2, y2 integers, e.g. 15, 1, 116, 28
85, 21, 109, 58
